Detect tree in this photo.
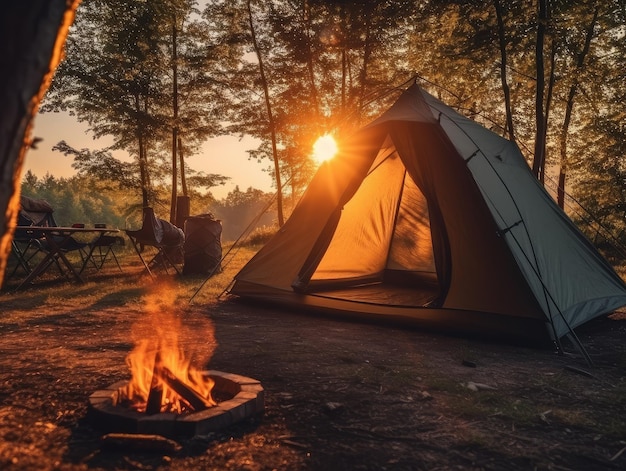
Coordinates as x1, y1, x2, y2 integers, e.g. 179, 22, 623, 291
566, 0, 626, 238
494, 0, 516, 142
203, 0, 418, 224
556, 2, 599, 208
0, 1, 80, 287
43, 0, 228, 216
211, 186, 275, 241
21, 172, 130, 228
44, 0, 164, 207
571, 116, 626, 253
246, 0, 285, 226
51, 140, 229, 201
154, 0, 229, 223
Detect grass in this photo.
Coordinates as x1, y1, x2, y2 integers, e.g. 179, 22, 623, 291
1, 242, 260, 308
243, 225, 277, 246
422, 363, 626, 441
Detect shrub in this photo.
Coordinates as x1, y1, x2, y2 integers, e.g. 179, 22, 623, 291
244, 225, 277, 246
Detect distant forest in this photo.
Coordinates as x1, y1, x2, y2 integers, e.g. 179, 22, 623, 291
32, 0, 626, 249
20, 171, 276, 242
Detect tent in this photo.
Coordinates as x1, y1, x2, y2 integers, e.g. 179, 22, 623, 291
229, 83, 626, 347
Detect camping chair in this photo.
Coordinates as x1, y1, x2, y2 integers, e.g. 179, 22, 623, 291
9, 196, 62, 278
10, 232, 49, 277
79, 234, 125, 274
125, 207, 185, 277
10, 196, 89, 281
38, 221, 90, 280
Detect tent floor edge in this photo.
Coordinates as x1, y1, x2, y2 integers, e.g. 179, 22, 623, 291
229, 282, 553, 348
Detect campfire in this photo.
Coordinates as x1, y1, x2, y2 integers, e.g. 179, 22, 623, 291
116, 285, 217, 415
88, 284, 264, 438
118, 340, 217, 415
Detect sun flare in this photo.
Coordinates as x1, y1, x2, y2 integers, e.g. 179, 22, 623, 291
312, 134, 338, 164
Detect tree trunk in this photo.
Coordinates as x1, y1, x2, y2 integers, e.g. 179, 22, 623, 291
541, 36, 557, 184
357, 4, 373, 121
0, 1, 80, 287
493, 0, 516, 142
170, 19, 179, 224
139, 135, 150, 208
532, 0, 547, 181
247, 0, 284, 226
340, 5, 347, 114
558, 6, 598, 209
303, 0, 321, 123
171, 128, 178, 222
178, 137, 188, 196
135, 93, 150, 208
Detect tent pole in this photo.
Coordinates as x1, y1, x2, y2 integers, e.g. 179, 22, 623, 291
565, 332, 594, 367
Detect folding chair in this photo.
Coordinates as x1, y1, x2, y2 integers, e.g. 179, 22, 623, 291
10, 232, 48, 277
10, 196, 88, 281
79, 234, 125, 274
9, 196, 60, 278
125, 207, 184, 277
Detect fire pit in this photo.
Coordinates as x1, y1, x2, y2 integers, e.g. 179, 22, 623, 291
88, 370, 264, 438
87, 284, 264, 439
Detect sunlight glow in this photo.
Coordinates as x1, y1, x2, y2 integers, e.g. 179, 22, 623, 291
312, 134, 338, 164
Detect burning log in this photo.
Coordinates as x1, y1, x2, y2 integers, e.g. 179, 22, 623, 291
145, 351, 164, 415
159, 366, 214, 412
145, 383, 163, 415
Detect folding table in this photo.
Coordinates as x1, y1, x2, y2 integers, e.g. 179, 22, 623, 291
12, 226, 120, 290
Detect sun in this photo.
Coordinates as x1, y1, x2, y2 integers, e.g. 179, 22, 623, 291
312, 134, 338, 164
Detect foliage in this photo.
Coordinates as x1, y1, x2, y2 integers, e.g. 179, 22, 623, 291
569, 115, 626, 260
244, 224, 277, 246
209, 186, 276, 242
36, 0, 626, 252
51, 140, 229, 206
19, 172, 274, 244
20, 171, 132, 228
42, 0, 230, 210
52, 141, 139, 191
202, 0, 418, 215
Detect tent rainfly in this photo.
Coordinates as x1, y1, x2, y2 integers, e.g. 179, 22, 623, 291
229, 83, 626, 347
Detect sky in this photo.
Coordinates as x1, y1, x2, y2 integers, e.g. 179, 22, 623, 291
26, 110, 274, 200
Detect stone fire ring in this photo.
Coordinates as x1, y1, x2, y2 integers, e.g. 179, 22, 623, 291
88, 370, 264, 438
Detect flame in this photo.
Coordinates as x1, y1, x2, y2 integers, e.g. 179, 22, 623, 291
119, 282, 217, 414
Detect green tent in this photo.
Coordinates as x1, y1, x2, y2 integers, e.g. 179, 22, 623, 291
229, 84, 626, 347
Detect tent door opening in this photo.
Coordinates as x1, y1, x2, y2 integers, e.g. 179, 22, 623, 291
305, 148, 442, 307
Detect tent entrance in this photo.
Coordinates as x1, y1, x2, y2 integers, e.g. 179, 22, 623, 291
306, 147, 441, 307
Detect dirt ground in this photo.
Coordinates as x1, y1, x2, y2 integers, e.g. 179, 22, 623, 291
0, 267, 625, 470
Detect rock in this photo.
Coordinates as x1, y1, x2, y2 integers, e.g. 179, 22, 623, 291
323, 402, 345, 416
464, 381, 497, 391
